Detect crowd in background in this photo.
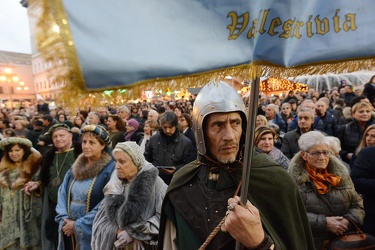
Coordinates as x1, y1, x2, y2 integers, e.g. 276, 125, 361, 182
0, 76, 374, 249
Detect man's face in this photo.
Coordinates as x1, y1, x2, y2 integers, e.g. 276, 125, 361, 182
148, 112, 158, 121
265, 107, 275, 119
52, 130, 73, 151
88, 114, 99, 125
161, 122, 176, 137
297, 111, 314, 132
345, 86, 352, 93
97, 108, 107, 118
315, 101, 327, 117
117, 109, 129, 120
42, 119, 49, 126
205, 112, 242, 164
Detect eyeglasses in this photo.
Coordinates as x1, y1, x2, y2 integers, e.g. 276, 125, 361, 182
306, 150, 331, 157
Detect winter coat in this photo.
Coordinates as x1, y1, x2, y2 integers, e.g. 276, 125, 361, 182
336, 119, 375, 163
144, 129, 196, 185
351, 145, 375, 236
269, 113, 287, 133
288, 152, 364, 250
267, 147, 290, 169
0, 148, 42, 249
91, 162, 167, 250
317, 111, 338, 136
363, 82, 375, 103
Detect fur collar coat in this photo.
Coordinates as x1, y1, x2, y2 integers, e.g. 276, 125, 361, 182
91, 162, 167, 249
288, 152, 350, 186
0, 148, 42, 189
72, 151, 112, 180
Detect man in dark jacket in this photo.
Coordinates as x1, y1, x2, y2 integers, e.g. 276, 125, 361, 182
144, 111, 196, 185
351, 145, 375, 236
281, 107, 315, 159
343, 84, 357, 106
27, 120, 44, 152
315, 99, 338, 136
265, 104, 287, 133
287, 99, 324, 132
158, 81, 314, 250
362, 77, 375, 106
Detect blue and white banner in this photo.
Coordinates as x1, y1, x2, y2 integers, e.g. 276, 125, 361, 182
59, 0, 375, 89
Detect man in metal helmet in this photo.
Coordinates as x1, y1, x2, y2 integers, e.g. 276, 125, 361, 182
158, 81, 314, 250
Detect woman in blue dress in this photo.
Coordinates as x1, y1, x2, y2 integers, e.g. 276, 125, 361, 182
55, 125, 115, 250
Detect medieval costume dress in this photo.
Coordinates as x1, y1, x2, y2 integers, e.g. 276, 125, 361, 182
158, 152, 315, 250
91, 163, 167, 250
55, 151, 115, 250
0, 148, 42, 249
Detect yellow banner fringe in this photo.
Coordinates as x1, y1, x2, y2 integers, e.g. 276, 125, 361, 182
32, 0, 375, 110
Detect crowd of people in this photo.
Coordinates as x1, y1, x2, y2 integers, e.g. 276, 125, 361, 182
0, 77, 374, 249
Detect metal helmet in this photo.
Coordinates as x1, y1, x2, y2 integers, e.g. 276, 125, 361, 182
192, 81, 247, 155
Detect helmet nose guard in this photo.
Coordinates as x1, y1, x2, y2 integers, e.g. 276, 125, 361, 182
192, 81, 247, 155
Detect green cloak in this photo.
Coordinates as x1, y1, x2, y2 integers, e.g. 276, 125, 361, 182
158, 152, 315, 250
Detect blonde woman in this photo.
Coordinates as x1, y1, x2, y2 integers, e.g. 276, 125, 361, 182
350, 124, 375, 168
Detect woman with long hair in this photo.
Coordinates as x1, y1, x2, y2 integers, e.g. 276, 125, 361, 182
107, 114, 126, 148
349, 124, 375, 168
178, 113, 196, 148
73, 115, 85, 129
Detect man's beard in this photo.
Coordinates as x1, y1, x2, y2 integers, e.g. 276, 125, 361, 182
217, 155, 236, 164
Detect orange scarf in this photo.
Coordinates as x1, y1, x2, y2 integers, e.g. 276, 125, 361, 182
305, 162, 341, 194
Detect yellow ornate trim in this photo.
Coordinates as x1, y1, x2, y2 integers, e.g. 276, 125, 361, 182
86, 176, 97, 214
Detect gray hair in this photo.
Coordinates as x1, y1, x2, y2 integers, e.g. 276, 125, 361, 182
326, 136, 341, 155
297, 107, 314, 119
298, 131, 330, 151
118, 105, 130, 113
267, 104, 279, 113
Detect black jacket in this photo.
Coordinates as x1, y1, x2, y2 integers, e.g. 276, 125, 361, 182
351, 145, 375, 236
336, 119, 374, 163
144, 129, 196, 184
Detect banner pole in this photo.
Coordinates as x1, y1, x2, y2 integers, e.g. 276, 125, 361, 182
235, 76, 260, 250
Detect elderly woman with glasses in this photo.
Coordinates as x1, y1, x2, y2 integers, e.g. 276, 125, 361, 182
288, 131, 364, 250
